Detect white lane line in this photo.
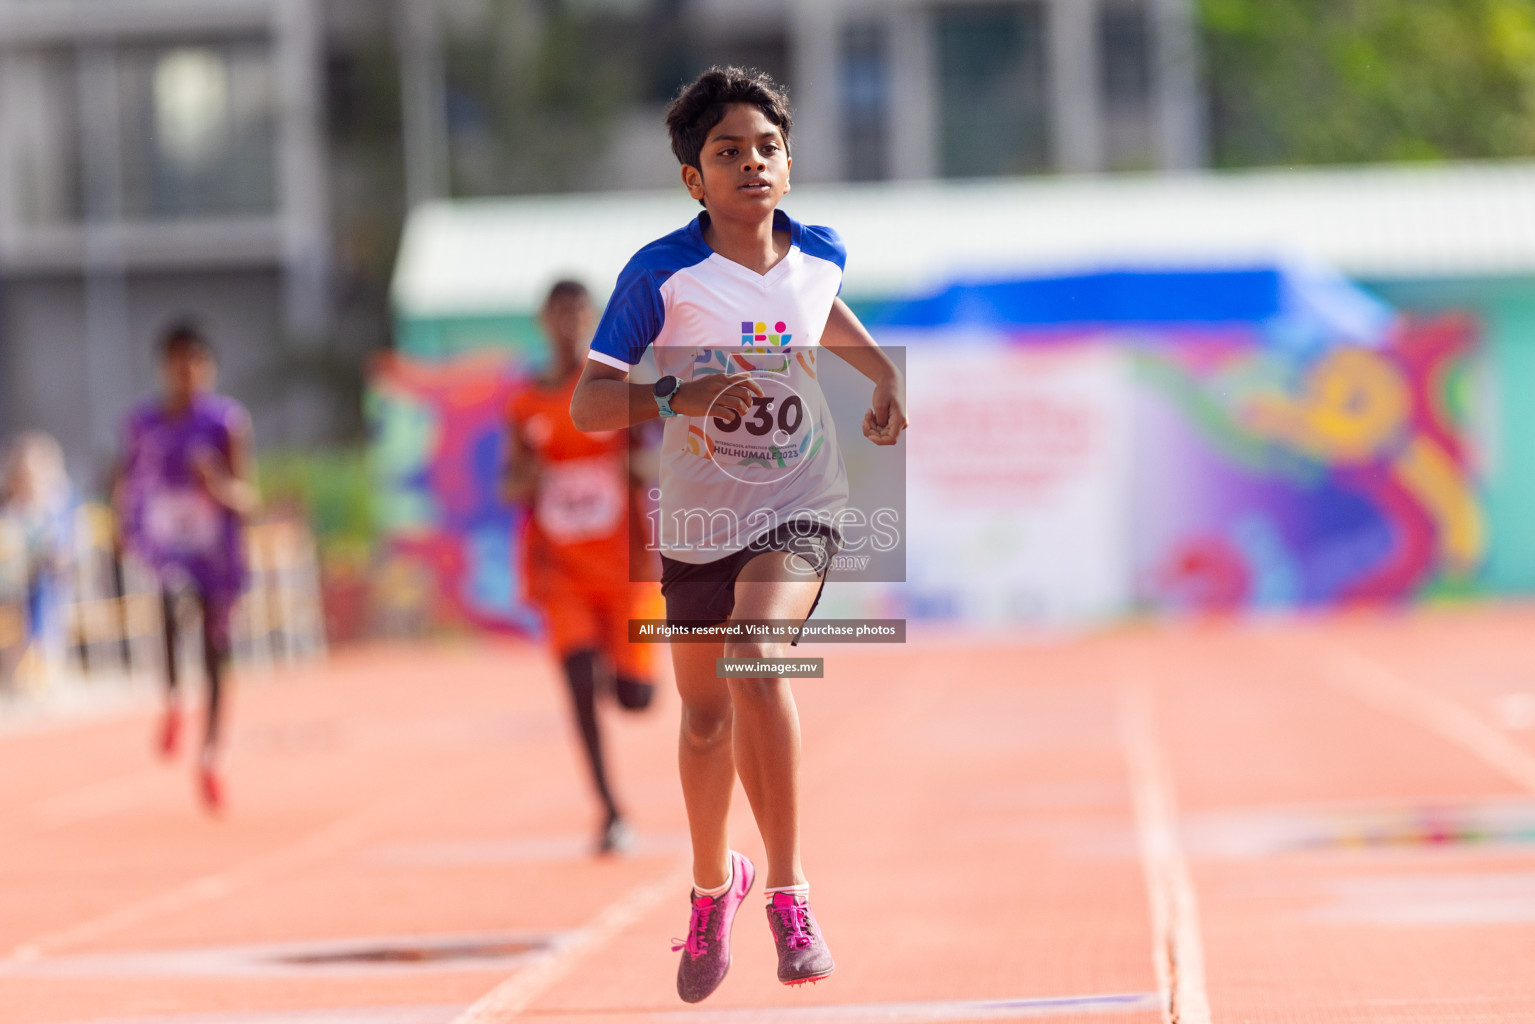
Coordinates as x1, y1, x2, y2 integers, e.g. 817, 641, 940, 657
29, 769, 164, 829
449, 861, 692, 1023
7, 786, 418, 961
1118, 680, 1212, 1024
0, 929, 571, 979
34, 994, 1161, 1024
639, 993, 1163, 1022
1327, 650, 1535, 793
41, 1007, 461, 1024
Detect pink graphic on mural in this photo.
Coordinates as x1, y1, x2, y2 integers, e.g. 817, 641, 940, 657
367, 352, 539, 634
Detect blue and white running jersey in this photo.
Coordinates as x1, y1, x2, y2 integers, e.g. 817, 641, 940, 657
589, 209, 850, 564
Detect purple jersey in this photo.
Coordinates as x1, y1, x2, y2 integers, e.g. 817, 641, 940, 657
121, 394, 250, 601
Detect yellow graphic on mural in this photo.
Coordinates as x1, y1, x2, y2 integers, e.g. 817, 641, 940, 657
1244, 347, 1484, 575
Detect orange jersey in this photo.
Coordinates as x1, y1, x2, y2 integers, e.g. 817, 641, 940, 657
508, 374, 636, 594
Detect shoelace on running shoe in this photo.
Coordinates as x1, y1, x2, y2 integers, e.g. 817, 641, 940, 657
772, 901, 813, 950
671, 901, 714, 956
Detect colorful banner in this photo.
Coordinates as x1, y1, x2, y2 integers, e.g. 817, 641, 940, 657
366, 352, 539, 634
364, 316, 1481, 631
900, 341, 1134, 624
1131, 317, 1483, 611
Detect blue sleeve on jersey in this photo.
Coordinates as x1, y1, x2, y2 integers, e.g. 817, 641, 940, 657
796, 223, 847, 273
590, 257, 667, 366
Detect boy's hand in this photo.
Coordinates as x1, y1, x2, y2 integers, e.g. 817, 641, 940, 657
503, 464, 539, 507
862, 374, 908, 445
190, 447, 259, 516
672, 372, 764, 418
190, 449, 229, 492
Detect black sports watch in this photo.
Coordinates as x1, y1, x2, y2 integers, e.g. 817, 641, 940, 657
653, 375, 683, 418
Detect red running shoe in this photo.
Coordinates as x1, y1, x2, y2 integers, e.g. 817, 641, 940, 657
198, 762, 224, 812
157, 708, 182, 759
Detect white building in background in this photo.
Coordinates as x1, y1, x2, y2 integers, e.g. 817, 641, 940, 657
734, 0, 1203, 179
0, 0, 1208, 480
0, 0, 329, 480
579, 0, 1205, 192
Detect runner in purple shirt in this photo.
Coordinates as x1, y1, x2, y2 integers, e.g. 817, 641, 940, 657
117, 321, 258, 811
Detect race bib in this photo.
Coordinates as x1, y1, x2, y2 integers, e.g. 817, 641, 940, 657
699, 370, 822, 488
144, 488, 222, 556
535, 457, 625, 543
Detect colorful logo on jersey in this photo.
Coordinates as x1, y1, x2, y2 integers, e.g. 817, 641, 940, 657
741, 320, 792, 347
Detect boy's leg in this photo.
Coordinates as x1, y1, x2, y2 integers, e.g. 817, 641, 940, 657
608, 585, 656, 712
187, 589, 235, 810
198, 592, 234, 757
561, 647, 621, 824
725, 552, 823, 890
157, 589, 182, 757
670, 640, 734, 890
544, 587, 631, 845
161, 589, 181, 695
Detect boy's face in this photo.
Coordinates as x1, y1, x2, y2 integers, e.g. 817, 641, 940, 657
162, 347, 216, 402
541, 293, 595, 365
683, 103, 791, 217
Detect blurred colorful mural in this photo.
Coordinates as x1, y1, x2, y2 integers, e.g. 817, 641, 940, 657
368, 265, 1487, 630
878, 267, 1487, 621
1132, 316, 1483, 612
366, 353, 538, 634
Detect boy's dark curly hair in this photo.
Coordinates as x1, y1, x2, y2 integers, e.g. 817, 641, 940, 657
159, 318, 214, 360
664, 65, 793, 171
544, 279, 590, 307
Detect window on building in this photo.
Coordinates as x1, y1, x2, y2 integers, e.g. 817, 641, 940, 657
841, 19, 890, 182
699, 34, 791, 95
116, 42, 278, 219
936, 1, 1049, 178
1099, 0, 1154, 170
0, 48, 84, 227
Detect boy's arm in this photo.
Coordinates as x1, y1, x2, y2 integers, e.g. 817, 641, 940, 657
569, 360, 765, 433
503, 420, 540, 507
821, 297, 909, 446
194, 418, 260, 518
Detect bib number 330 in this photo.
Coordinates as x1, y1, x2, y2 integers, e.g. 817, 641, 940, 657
713, 394, 804, 436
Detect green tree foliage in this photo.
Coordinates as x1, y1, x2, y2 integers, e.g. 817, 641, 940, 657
445, 2, 643, 195
1200, 0, 1535, 166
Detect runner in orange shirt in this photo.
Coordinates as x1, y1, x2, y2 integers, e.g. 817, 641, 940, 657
506, 280, 660, 855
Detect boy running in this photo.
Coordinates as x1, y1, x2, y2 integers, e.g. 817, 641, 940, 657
506, 280, 659, 856
118, 322, 257, 811
570, 67, 907, 1002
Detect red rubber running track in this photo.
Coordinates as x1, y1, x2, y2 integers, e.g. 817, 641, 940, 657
4, 604, 1535, 1023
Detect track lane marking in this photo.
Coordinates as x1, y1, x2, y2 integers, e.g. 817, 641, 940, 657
1118, 680, 1212, 1024
449, 861, 691, 1023
6, 778, 440, 961
622, 992, 1162, 1022
27, 767, 166, 829
1326, 648, 1535, 793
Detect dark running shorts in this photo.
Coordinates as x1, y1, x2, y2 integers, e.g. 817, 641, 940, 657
660, 521, 841, 633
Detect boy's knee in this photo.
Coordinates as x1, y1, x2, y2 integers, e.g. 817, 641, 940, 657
680, 704, 731, 748
615, 676, 655, 711
723, 638, 788, 663
561, 649, 600, 694
726, 675, 791, 703
721, 640, 795, 701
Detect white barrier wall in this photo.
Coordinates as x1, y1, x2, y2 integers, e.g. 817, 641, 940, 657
900, 341, 1134, 624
